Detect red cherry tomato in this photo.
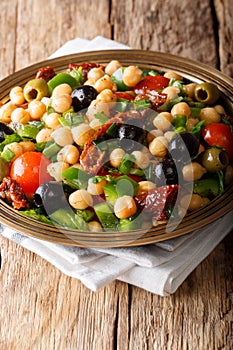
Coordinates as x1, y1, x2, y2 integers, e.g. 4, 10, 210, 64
10, 151, 53, 198
202, 123, 233, 160
134, 75, 170, 94
114, 92, 134, 101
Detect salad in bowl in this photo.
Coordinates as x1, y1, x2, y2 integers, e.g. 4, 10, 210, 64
0, 52, 232, 243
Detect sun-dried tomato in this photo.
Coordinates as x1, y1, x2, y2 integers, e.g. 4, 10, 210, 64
0, 177, 28, 210
134, 185, 179, 220
35, 66, 56, 81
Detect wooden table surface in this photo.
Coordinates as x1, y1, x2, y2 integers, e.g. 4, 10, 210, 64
0, 1, 233, 349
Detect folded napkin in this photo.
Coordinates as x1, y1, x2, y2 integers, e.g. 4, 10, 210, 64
1, 36, 232, 296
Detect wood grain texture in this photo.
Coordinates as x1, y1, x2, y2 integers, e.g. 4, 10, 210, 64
111, 0, 218, 68
0, 0, 233, 349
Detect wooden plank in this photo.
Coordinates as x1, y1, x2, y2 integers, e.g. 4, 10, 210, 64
0, 0, 111, 79
214, 0, 233, 77
111, 0, 218, 67
0, 0, 18, 79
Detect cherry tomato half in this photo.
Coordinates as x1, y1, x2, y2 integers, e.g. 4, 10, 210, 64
202, 123, 233, 160
134, 75, 170, 94
10, 151, 53, 198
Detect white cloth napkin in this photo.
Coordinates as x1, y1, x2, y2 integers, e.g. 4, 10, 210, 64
1, 36, 232, 296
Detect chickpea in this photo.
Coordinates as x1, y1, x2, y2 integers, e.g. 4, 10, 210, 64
88, 221, 102, 232
171, 102, 191, 118
105, 60, 122, 75
51, 94, 72, 113
71, 123, 94, 146
164, 131, 175, 142
0, 101, 16, 123
9, 86, 25, 105
19, 141, 36, 152
183, 83, 197, 98
164, 71, 183, 80
109, 148, 125, 168
187, 193, 207, 212
146, 129, 163, 143
69, 189, 93, 210
122, 66, 143, 87
41, 97, 52, 108
224, 165, 233, 186
28, 100, 46, 120
153, 112, 173, 131
162, 86, 180, 102
86, 99, 111, 120
89, 118, 103, 129
137, 181, 156, 195
87, 178, 107, 195
179, 193, 193, 211
114, 195, 137, 219
94, 75, 117, 93
3, 142, 23, 160
177, 205, 188, 219
199, 107, 220, 125
87, 67, 105, 82
186, 118, 199, 131
83, 79, 95, 87
51, 127, 74, 146
57, 145, 80, 164
51, 83, 72, 98
149, 136, 168, 157
182, 162, 206, 182
131, 150, 150, 169
47, 161, 69, 182
214, 104, 225, 115
36, 128, 53, 143
11, 107, 30, 124
96, 89, 117, 103
44, 112, 61, 129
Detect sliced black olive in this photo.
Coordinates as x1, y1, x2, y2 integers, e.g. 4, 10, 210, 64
117, 118, 146, 152
0, 122, 14, 143
168, 132, 199, 163
71, 85, 97, 112
153, 158, 180, 186
33, 181, 73, 214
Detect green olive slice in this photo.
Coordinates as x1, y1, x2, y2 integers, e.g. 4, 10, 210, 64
201, 147, 229, 172
23, 78, 50, 102
194, 82, 220, 105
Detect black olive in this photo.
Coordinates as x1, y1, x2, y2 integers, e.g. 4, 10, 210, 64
71, 85, 97, 112
153, 158, 181, 186
168, 132, 199, 163
117, 118, 146, 152
33, 181, 73, 214
0, 122, 14, 143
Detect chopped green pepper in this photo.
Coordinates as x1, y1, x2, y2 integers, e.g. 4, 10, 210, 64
119, 153, 135, 174
193, 178, 221, 198
1, 147, 15, 162
47, 72, 80, 94
110, 67, 129, 91
94, 202, 119, 231
62, 167, 91, 189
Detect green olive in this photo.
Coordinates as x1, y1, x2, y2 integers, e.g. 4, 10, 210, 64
201, 147, 229, 172
23, 78, 50, 102
194, 82, 220, 105
0, 157, 10, 181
